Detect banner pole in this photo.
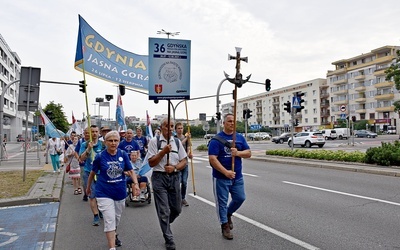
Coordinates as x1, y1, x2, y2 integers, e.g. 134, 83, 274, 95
184, 100, 196, 195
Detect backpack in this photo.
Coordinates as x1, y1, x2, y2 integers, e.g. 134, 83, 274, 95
208, 134, 233, 148
156, 135, 180, 151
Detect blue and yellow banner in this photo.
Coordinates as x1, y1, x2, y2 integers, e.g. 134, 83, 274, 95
74, 15, 149, 91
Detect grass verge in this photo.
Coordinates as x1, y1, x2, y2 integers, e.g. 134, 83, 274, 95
0, 170, 44, 199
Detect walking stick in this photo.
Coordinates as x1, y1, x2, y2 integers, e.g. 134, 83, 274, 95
184, 100, 196, 195
231, 87, 237, 172
167, 99, 171, 165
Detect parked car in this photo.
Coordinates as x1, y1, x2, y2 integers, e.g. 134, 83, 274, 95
354, 130, 377, 138
204, 133, 216, 139
321, 129, 337, 140
271, 133, 293, 144
288, 132, 325, 148
16, 134, 25, 142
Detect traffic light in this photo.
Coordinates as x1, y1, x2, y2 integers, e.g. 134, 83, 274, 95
119, 85, 126, 96
294, 119, 299, 126
352, 116, 356, 122
79, 80, 86, 93
216, 112, 221, 120
243, 109, 247, 119
246, 109, 252, 119
283, 101, 291, 113
296, 92, 305, 112
105, 95, 113, 101
265, 79, 271, 91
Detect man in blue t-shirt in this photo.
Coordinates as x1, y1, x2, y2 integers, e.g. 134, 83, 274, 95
118, 129, 140, 155
208, 113, 251, 240
79, 125, 105, 226
134, 127, 148, 160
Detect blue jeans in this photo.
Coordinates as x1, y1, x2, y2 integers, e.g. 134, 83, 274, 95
213, 177, 246, 225
179, 165, 189, 199
82, 171, 96, 199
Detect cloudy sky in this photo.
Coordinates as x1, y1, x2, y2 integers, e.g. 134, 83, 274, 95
1, 0, 399, 122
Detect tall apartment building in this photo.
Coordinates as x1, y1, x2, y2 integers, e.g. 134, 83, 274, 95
0, 34, 33, 142
221, 78, 327, 134
221, 45, 400, 135
328, 45, 400, 133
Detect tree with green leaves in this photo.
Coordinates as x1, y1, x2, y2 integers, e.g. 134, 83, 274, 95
385, 50, 400, 113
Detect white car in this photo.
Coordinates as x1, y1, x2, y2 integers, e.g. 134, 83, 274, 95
288, 132, 325, 148
254, 132, 271, 140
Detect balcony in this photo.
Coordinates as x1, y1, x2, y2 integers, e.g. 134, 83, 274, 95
332, 89, 347, 95
321, 111, 330, 117
375, 81, 394, 88
374, 55, 395, 64
355, 109, 366, 113
376, 106, 395, 112
320, 101, 330, 107
354, 86, 366, 92
329, 68, 346, 75
375, 93, 394, 100
374, 67, 389, 76
272, 100, 280, 105
354, 97, 366, 103
332, 78, 348, 85
320, 92, 329, 98
355, 75, 365, 81
294, 113, 302, 119
273, 116, 280, 121
321, 121, 331, 126
333, 99, 347, 105
272, 108, 280, 113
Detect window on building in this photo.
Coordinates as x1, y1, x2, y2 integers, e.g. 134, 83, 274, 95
313, 99, 316, 104
313, 90, 316, 96
369, 113, 375, 119
314, 118, 317, 123
305, 118, 308, 123
313, 108, 317, 114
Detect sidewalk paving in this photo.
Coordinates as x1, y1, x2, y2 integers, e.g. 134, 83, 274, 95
0, 150, 399, 208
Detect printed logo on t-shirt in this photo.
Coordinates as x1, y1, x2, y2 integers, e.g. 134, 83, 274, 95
106, 161, 123, 181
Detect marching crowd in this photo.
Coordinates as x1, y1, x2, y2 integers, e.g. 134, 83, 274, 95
44, 114, 251, 250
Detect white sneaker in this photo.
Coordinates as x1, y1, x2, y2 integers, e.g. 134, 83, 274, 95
139, 191, 146, 201
132, 196, 139, 201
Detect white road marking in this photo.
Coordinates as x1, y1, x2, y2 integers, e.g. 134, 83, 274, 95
283, 181, 400, 206
190, 194, 320, 250
0, 228, 19, 247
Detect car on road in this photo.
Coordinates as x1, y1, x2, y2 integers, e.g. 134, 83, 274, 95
249, 132, 271, 140
354, 130, 377, 138
204, 133, 216, 139
288, 132, 325, 148
271, 133, 293, 144
320, 129, 337, 140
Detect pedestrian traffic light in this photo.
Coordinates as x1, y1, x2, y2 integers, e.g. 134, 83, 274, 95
352, 116, 356, 122
216, 112, 221, 120
119, 85, 126, 96
265, 79, 271, 91
79, 80, 86, 93
294, 119, 299, 126
296, 92, 305, 112
243, 109, 247, 119
246, 109, 252, 119
283, 101, 291, 113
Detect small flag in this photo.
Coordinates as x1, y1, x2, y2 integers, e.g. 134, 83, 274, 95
116, 91, 126, 131
39, 107, 65, 138
146, 110, 153, 139
72, 111, 76, 124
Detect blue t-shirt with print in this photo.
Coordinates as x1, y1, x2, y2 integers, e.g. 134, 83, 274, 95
79, 140, 104, 172
118, 139, 140, 154
92, 149, 133, 200
133, 136, 147, 158
208, 132, 250, 180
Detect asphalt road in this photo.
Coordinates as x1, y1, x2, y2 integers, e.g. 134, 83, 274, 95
53, 153, 400, 249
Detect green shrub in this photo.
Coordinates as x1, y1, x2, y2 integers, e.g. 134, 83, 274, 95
365, 141, 400, 166
196, 144, 208, 151
265, 149, 366, 163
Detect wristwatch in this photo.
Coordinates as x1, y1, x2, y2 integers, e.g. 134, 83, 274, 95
174, 166, 178, 172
